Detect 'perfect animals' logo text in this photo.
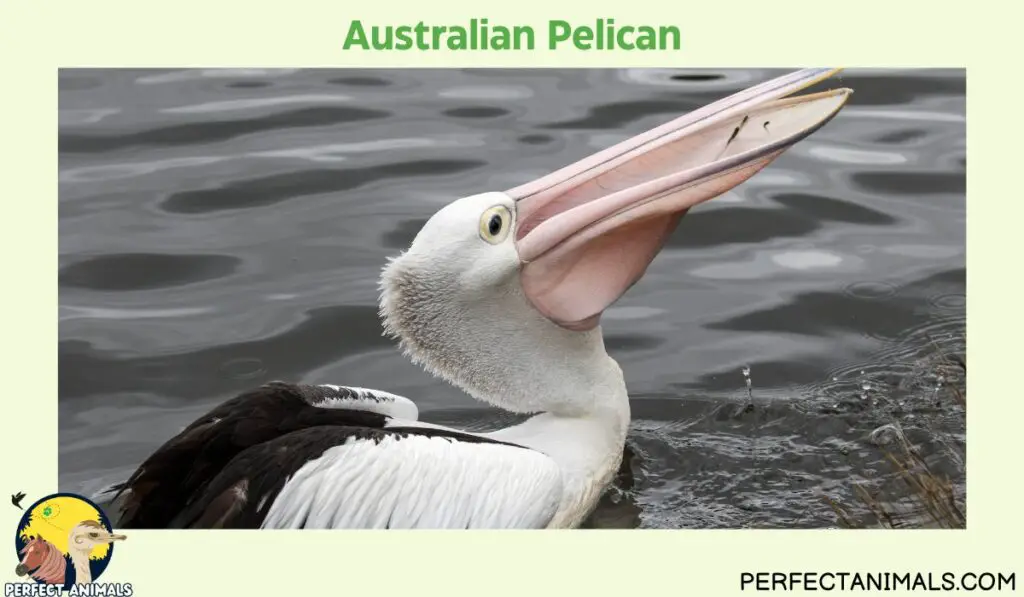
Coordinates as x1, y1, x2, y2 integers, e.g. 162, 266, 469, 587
7, 493, 131, 596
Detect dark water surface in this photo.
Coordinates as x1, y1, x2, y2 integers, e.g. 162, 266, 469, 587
58, 68, 966, 528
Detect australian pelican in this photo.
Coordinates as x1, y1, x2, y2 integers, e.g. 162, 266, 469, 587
113, 68, 851, 529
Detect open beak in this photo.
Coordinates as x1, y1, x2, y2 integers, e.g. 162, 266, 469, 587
510, 68, 851, 330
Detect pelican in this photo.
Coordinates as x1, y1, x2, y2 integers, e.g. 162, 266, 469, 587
113, 68, 851, 529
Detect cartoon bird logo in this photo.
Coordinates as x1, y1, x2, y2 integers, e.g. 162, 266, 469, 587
13, 493, 126, 588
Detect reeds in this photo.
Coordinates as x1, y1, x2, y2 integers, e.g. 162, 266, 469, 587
830, 339, 966, 529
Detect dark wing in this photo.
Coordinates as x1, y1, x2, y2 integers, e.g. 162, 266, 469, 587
114, 382, 407, 528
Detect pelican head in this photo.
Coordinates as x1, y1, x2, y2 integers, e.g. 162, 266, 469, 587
381, 68, 851, 416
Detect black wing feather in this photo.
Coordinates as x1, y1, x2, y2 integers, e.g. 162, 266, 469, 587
115, 382, 389, 528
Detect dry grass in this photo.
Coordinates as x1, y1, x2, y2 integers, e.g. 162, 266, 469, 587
829, 340, 966, 529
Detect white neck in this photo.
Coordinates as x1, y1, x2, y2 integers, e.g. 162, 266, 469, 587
381, 236, 633, 526
382, 250, 629, 417
69, 549, 92, 584
485, 401, 630, 527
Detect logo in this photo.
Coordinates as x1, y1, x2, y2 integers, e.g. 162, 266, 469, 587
8, 493, 131, 596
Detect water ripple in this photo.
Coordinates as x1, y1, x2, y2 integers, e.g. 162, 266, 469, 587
161, 95, 352, 114
61, 156, 230, 183
159, 159, 485, 214
60, 107, 392, 154
135, 69, 300, 85
852, 171, 965, 195
841, 108, 965, 124
60, 108, 122, 126
806, 144, 909, 166
60, 305, 215, 321
60, 253, 242, 291
438, 85, 533, 100
247, 138, 452, 162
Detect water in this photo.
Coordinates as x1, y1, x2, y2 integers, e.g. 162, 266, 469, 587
58, 68, 966, 528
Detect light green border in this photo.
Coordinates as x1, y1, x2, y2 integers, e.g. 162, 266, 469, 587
2, 1, 1005, 595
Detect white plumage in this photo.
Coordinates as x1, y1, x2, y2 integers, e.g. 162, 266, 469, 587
262, 434, 562, 529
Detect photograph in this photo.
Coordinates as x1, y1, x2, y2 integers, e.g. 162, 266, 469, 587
58, 67, 966, 530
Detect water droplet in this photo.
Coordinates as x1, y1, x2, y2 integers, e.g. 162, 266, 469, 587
742, 366, 751, 377
862, 382, 872, 391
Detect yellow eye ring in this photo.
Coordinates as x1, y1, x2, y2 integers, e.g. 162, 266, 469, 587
479, 205, 512, 244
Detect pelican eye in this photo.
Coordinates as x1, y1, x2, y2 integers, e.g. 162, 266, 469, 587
479, 205, 512, 244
